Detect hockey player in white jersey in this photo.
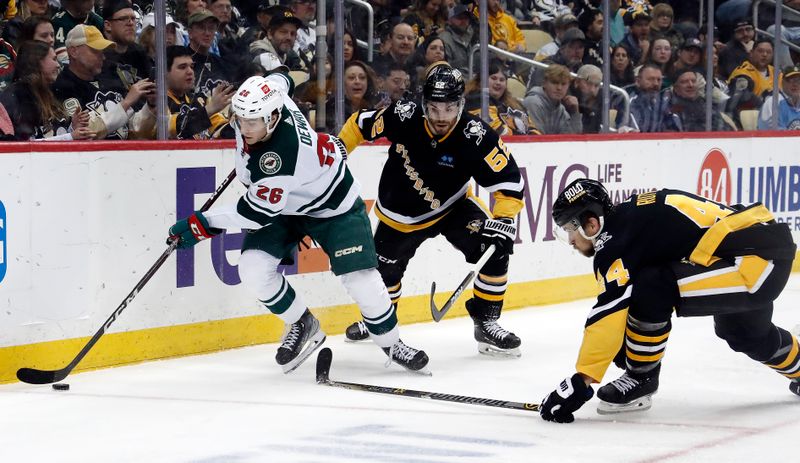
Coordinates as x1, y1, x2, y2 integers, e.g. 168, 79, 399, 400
167, 72, 430, 374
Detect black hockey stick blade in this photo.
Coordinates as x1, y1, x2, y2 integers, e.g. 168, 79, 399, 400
16, 367, 65, 385
316, 347, 333, 383
430, 244, 496, 322
315, 346, 538, 412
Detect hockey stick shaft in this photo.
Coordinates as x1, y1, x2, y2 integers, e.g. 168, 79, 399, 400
16, 169, 238, 384
430, 244, 496, 322
315, 348, 538, 412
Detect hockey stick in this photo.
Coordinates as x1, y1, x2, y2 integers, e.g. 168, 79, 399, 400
16, 169, 238, 385
315, 347, 538, 412
429, 244, 495, 322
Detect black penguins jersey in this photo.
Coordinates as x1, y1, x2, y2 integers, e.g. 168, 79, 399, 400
338, 99, 525, 231
577, 189, 780, 381
52, 67, 129, 140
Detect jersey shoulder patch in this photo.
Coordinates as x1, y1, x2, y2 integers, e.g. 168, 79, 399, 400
393, 100, 417, 121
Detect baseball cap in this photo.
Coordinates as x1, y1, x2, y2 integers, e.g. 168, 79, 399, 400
188, 9, 219, 27
681, 38, 703, 50
561, 28, 586, 45
554, 13, 578, 29
268, 9, 304, 30
448, 4, 470, 19
141, 12, 177, 30
258, 3, 289, 15
783, 64, 800, 79
734, 19, 754, 30
65, 25, 116, 50
577, 64, 602, 83
102, 0, 133, 21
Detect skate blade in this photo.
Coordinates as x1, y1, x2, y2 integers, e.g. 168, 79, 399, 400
477, 342, 521, 359
386, 360, 433, 376
281, 331, 327, 374
596, 395, 653, 415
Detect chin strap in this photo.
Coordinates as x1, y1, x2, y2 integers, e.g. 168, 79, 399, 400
579, 216, 605, 243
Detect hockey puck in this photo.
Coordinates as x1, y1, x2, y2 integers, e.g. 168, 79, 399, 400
52, 383, 70, 391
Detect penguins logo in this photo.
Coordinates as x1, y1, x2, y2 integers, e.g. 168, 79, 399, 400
463, 120, 486, 145
394, 101, 416, 121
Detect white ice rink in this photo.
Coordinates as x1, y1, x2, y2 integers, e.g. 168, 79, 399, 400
2, 276, 799, 463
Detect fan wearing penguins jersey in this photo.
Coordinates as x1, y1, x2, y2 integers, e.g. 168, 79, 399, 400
538, 179, 799, 423
338, 62, 526, 358
167, 69, 430, 375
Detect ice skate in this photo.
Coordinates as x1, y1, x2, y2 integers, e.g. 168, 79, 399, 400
276, 309, 326, 374
791, 380, 800, 397
596, 372, 659, 414
344, 320, 369, 342
383, 339, 431, 376
466, 299, 521, 358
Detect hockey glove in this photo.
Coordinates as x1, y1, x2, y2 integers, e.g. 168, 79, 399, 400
540, 373, 594, 423
168, 212, 220, 249
480, 217, 517, 255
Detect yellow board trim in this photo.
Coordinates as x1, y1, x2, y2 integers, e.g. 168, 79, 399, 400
0, 273, 599, 384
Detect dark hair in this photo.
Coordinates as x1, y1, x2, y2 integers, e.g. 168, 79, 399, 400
610, 45, 635, 85
638, 62, 663, 76
167, 45, 194, 70
753, 37, 774, 49
386, 61, 410, 75
344, 60, 378, 107
327, 28, 361, 63
13, 40, 65, 125
413, 34, 446, 67
578, 8, 602, 33
19, 15, 53, 44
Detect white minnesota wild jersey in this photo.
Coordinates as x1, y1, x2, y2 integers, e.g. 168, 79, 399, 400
205, 73, 361, 231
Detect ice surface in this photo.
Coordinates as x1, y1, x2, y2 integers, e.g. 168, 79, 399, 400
2, 277, 799, 462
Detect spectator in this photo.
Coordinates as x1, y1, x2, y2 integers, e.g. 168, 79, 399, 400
101, 0, 150, 88
249, 9, 304, 71
152, 45, 231, 139
482, 0, 525, 52
626, 63, 676, 132
523, 64, 582, 134
240, 4, 287, 47
2, 0, 52, 47
287, 0, 317, 69
53, 25, 155, 139
719, 19, 755, 80
327, 29, 361, 65
52, 0, 105, 65
766, 0, 800, 69
536, 13, 579, 61
19, 15, 56, 48
529, 28, 586, 88
188, 9, 232, 101
403, 0, 447, 44
649, 3, 683, 49
438, 4, 475, 75
293, 51, 332, 122
758, 64, 800, 130
645, 37, 673, 88
0, 37, 16, 93
138, 12, 181, 53
410, 35, 446, 97
670, 37, 704, 79
0, 40, 93, 140
727, 38, 778, 124
325, 60, 378, 130
377, 62, 411, 107
607, 0, 626, 46
621, 8, 652, 66
175, 0, 209, 26
208, 0, 249, 72
579, 8, 604, 68
465, 60, 538, 135
669, 70, 734, 132
610, 44, 635, 87
573, 64, 603, 133
371, 21, 417, 78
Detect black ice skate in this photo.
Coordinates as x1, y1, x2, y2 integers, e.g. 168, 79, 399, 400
383, 339, 431, 375
791, 380, 800, 397
596, 371, 659, 414
344, 320, 369, 342
275, 309, 326, 374
466, 299, 521, 358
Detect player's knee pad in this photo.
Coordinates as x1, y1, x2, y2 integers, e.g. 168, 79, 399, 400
238, 249, 284, 301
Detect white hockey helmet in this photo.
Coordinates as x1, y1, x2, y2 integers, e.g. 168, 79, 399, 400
231, 76, 284, 135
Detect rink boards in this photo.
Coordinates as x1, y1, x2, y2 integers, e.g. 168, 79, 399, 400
1, 133, 799, 383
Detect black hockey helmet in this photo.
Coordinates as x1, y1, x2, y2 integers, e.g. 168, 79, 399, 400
422, 62, 465, 103
552, 178, 614, 228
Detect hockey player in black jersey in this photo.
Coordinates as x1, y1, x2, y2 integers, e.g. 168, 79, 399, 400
338, 62, 526, 357
539, 179, 800, 423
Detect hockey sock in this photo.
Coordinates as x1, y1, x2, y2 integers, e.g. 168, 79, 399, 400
259, 276, 307, 324
340, 269, 400, 347
625, 316, 671, 376
472, 273, 507, 311
239, 250, 307, 324
386, 282, 402, 307
763, 329, 800, 381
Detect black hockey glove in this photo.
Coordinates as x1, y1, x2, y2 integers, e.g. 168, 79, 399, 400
540, 373, 594, 423
480, 217, 517, 255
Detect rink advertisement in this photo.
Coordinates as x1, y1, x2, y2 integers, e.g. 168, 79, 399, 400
0, 134, 798, 383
